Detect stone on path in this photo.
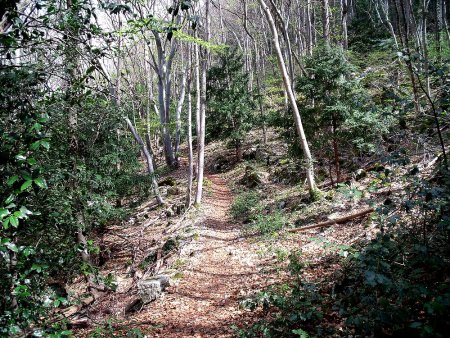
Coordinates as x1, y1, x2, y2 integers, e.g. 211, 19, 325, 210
138, 275, 170, 304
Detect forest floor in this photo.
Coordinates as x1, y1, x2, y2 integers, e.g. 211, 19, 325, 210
71, 130, 396, 337
127, 173, 278, 337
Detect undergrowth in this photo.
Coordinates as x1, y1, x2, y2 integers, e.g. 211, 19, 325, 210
250, 212, 287, 235
231, 191, 262, 222
238, 168, 450, 337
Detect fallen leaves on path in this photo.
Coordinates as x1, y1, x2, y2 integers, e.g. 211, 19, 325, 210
133, 173, 276, 337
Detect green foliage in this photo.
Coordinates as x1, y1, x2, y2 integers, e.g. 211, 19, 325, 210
239, 251, 325, 337
250, 212, 287, 235
0, 1, 151, 335
297, 45, 390, 155
0, 65, 66, 336
90, 319, 145, 338
207, 47, 257, 155
241, 167, 450, 337
231, 191, 261, 222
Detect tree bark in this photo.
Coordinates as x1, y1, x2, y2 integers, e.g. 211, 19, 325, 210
332, 113, 341, 183
306, 0, 314, 54
322, 0, 331, 45
442, 0, 450, 47
394, 0, 421, 115
195, 0, 210, 205
287, 208, 375, 233
194, 35, 201, 180
125, 117, 164, 205
186, 47, 194, 208
341, 0, 349, 48
152, 31, 177, 167
258, 0, 317, 195
175, 62, 188, 158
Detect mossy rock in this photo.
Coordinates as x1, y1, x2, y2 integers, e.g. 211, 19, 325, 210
240, 165, 263, 188
167, 186, 180, 195
309, 189, 323, 202
212, 154, 231, 173
271, 164, 302, 184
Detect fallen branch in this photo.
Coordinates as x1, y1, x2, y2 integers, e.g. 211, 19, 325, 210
164, 206, 192, 235
287, 207, 375, 233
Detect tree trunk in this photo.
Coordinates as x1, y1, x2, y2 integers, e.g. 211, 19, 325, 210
175, 63, 188, 158
322, 0, 331, 45
341, 0, 349, 48
332, 113, 341, 183
258, 0, 317, 195
186, 47, 194, 208
394, 0, 421, 115
195, 0, 210, 205
307, 0, 314, 54
153, 32, 177, 167
435, 0, 442, 61
442, 0, 450, 47
125, 117, 164, 205
9, 235, 18, 310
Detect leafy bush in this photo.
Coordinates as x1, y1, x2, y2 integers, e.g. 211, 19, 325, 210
90, 320, 145, 338
251, 212, 287, 235
231, 191, 261, 222
238, 251, 325, 337
241, 169, 450, 337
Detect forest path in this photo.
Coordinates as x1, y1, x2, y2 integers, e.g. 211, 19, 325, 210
138, 173, 270, 337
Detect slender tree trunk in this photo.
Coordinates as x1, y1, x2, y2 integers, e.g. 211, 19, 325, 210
146, 70, 158, 169
153, 32, 177, 167
194, 36, 201, 180
394, 0, 421, 115
259, 0, 317, 195
307, 0, 314, 54
256, 45, 267, 144
243, 0, 267, 144
442, 0, 450, 46
341, 0, 349, 48
77, 216, 91, 266
332, 114, 341, 183
422, 0, 431, 95
269, 0, 296, 86
125, 117, 164, 205
218, 0, 226, 43
322, 0, 331, 45
312, 5, 317, 46
9, 234, 18, 310
195, 0, 210, 205
435, 0, 442, 61
175, 62, 188, 158
186, 54, 194, 208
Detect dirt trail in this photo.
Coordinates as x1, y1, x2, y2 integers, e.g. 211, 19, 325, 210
136, 174, 269, 337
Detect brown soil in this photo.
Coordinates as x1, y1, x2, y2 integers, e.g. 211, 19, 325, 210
131, 173, 275, 337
